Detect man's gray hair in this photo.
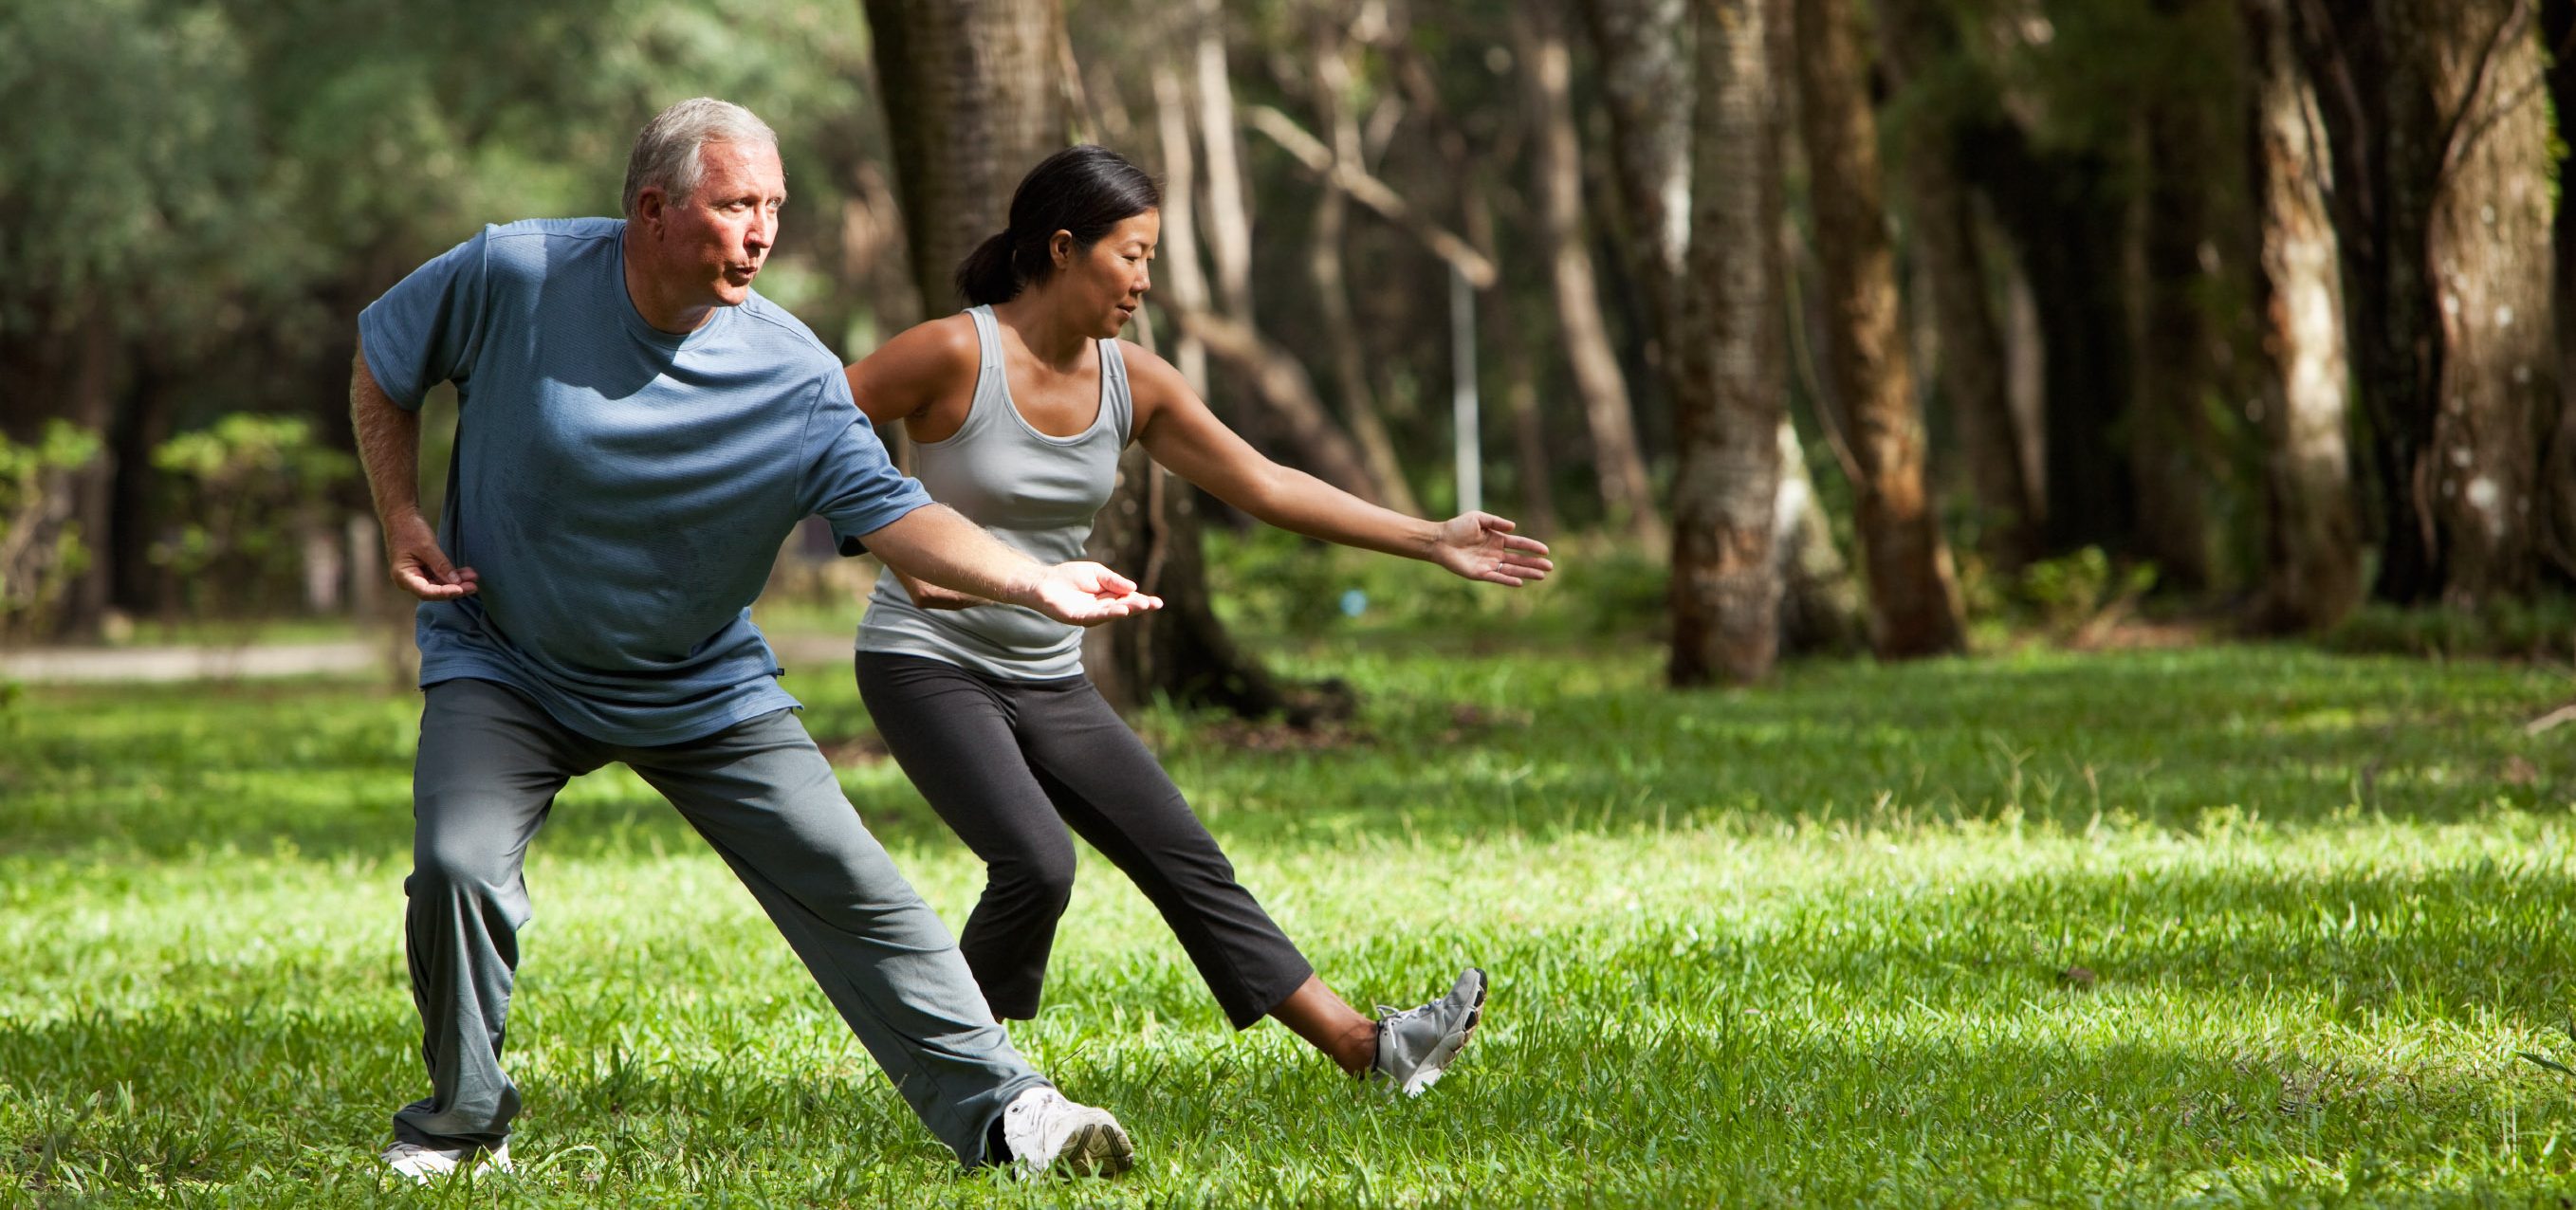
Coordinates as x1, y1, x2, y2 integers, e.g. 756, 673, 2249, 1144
621, 98, 780, 218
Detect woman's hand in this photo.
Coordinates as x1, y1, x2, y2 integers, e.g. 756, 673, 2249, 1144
1429, 512, 1555, 586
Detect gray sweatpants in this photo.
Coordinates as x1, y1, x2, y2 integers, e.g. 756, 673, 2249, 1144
394, 677, 1048, 1166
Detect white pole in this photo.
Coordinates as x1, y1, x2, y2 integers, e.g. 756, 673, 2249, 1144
1450, 264, 1481, 515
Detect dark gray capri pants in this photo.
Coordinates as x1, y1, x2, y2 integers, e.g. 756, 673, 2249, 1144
856, 651, 1315, 1029
397, 676, 1047, 1165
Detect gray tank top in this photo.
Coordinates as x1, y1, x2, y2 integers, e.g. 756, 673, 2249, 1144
856, 304, 1133, 679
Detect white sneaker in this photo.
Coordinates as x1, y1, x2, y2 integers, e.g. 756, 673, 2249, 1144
381, 1139, 512, 1183
1372, 966, 1487, 1096
999, 1087, 1132, 1179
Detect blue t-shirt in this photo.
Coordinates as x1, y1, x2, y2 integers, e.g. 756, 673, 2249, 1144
358, 217, 931, 745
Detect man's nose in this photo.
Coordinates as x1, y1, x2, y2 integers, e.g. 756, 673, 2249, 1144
746, 209, 775, 251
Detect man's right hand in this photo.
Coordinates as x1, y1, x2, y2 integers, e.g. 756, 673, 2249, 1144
383, 510, 478, 600
1024, 560, 1162, 626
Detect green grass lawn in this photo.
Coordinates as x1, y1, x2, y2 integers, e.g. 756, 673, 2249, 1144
7, 635, 2576, 1205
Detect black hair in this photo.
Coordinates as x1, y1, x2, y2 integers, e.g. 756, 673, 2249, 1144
955, 145, 1161, 306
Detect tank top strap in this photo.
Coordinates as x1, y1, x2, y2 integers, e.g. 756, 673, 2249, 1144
965, 304, 1005, 371
1096, 337, 1134, 446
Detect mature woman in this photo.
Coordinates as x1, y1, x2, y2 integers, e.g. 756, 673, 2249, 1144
844, 145, 1551, 1094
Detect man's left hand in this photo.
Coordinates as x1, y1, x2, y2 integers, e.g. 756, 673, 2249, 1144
1027, 561, 1164, 626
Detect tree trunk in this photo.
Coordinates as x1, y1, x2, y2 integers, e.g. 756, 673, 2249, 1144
1794, 0, 1966, 658
1585, 0, 1860, 656
1873, 0, 2037, 571
1305, 12, 1422, 516
2543, 0, 2576, 580
1150, 63, 1213, 395
867, 0, 1300, 718
2293, 0, 2560, 605
1966, 132, 2137, 557
2245, 0, 2362, 631
861, 0, 1068, 313
2127, 13, 2220, 594
1517, 0, 1663, 546
1193, 0, 1257, 325
1666, 0, 1786, 686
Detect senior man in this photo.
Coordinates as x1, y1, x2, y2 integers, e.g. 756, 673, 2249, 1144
352, 98, 1150, 1182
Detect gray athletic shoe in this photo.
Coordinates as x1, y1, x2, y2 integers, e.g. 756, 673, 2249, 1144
380, 1139, 512, 1183
999, 1087, 1133, 1179
1372, 966, 1487, 1096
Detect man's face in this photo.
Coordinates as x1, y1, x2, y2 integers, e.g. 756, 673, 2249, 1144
648, 139, 786, 310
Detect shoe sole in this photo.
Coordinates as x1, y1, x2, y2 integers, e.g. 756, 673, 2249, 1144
1052, 1119, 1134, 1178
1399, 968, 1489, 1097
385, 1148, 511, 1184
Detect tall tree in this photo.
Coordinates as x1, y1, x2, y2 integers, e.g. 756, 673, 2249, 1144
1962, 139, 2136, 556
2292, 0, 2560, 605
2126, 0, 2237, 593
1516, 0, 1664, 546
1301, 7, 1423, 517
1794, 0, 1966, 657
1580, 0, 1862, 664
1873, 0, 2038, 571
2537, 0, 2576, 580
2244, 0, 2361, 630
1665, 0, 1787, 684
862, 0, 1069, 315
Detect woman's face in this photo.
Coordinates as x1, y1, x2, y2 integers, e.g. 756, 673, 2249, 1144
1047, 209, 1159, 339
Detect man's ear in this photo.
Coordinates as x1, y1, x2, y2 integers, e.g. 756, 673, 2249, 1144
635, 188, 668, 236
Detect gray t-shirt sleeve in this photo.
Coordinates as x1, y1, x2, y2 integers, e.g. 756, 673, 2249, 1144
800, 374, 934, 556
357, 229, 492, 411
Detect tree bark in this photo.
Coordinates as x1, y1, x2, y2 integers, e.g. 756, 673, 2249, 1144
1666, 0, 1786, 685
1794, 0, 1966, 658
861, 0, 1068, 314
2245, 0, 2363, 631
1873, 0, 2037, 571
1517, 0, 1663, 546
2292, 0, 2560, 605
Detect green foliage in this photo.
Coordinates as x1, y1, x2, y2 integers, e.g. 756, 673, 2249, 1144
149, 414, 355, 618
0, 421, 103, 642
2011, 545, 2158, 638
7, 644, 2576, 1202
2326, 597, 2576, 662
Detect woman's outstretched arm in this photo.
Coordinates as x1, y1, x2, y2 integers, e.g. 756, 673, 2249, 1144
1130, 342, 1555, 586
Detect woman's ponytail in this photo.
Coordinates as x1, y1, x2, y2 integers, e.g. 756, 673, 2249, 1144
955, 229, 1021, 306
